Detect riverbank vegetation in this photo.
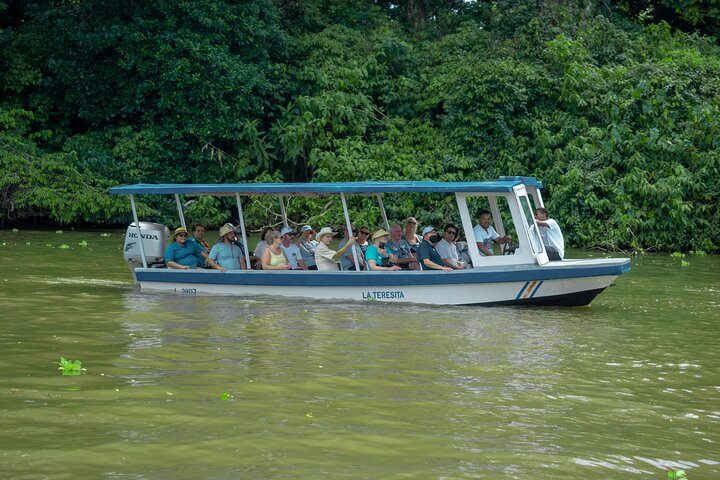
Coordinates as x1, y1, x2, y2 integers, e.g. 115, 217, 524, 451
1, 1, 718, 252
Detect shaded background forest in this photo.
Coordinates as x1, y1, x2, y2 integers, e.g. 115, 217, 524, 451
1, 0, 719, 252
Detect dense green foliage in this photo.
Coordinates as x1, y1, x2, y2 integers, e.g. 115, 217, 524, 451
1, 0, 718, 251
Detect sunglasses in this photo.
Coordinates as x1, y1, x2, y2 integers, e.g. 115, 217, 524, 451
176, 233, 187, 238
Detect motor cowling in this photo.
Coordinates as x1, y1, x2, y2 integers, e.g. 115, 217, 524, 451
123, 222, 169, 270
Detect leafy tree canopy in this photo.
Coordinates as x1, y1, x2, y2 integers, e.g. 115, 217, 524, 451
1, 0, 718, 252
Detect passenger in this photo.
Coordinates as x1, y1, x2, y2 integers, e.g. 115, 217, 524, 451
339, 226, 367, 270
261, 231, 291, 270
230, 225, 257, 268
188, 223, 211, 267
189, 224, 211, 252
314, 227, 357, 271
366, 229, 402, 271
534, 207, 564, 260
253, 226, 274, 270
356, 225, 370, 254
473, 210, 512, 256
403, 217, 422, 253
436, 223, 466, 269
297, 225, 318, 270
208, 224, 246, 271
165, 227, 211, 270
416, 226, 453, 272
279, 226, 307, 270
386, 223, 419, 270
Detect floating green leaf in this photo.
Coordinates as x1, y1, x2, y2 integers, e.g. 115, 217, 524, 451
12, 228, 19, 233
59, 244, 70, 249
78, 240, 88, 247
667, 469, 687, 479
55, 230, 64, 234
220, 392, 233, 400
681, 260, 689, 267
100, 233, 112, 237
692, 250, 707, 256
58, 357, 85, 375
670, 252, 685, 258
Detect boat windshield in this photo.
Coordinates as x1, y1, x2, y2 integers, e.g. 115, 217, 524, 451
518, 194, 544, 255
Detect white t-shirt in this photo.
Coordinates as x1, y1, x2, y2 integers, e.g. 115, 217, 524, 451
435, 238, 460, 267
315, 242, 340, 271
473, 224, 499, 256
539, 219, 564, 259
281, 243, 304, 269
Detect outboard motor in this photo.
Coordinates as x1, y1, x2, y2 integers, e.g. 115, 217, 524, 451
123, 222, 169, 276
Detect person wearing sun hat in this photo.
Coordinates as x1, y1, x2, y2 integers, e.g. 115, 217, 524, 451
314, 227, 357, 271
164, 227, 210, 270
208, 223, 245, 271
416, 226, 453, 272
365, 229, 401, 271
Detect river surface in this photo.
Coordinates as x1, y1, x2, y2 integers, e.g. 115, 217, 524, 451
1, 229, 718, 479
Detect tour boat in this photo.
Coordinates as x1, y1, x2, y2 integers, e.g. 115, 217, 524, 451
109, 177, 630, 306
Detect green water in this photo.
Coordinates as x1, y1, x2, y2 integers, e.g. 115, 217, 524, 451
1, 229, 718, 479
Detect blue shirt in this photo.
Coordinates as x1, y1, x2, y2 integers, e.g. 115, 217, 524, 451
209, 242, 243, 270
365, 244, 385, 269
187, 237, 210, 252
386, 238, 411, 259
165, 241, 205, 267
416, 240, 443, 269
339, 239, 364, 270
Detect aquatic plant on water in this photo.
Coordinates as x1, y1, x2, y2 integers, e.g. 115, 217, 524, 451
58, 357, 86, 375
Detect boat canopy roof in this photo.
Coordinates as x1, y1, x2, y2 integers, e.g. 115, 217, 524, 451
109, 178, 543, 197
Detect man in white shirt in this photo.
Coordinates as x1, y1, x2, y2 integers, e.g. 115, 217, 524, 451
280, 226, 307, 270
534, 208, 564, 260
435, 224, 466, 269
314, 227, 357, 271
473, 210, 511, 256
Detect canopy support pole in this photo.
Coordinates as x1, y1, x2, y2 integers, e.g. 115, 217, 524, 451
174, 194, 187, 229
235, 193, 251, 270
278, 196, 288, 228
340, 193, 360, 271
376, 194, 390, 231
456, 193, 482, 268
130, 194, 148, 269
